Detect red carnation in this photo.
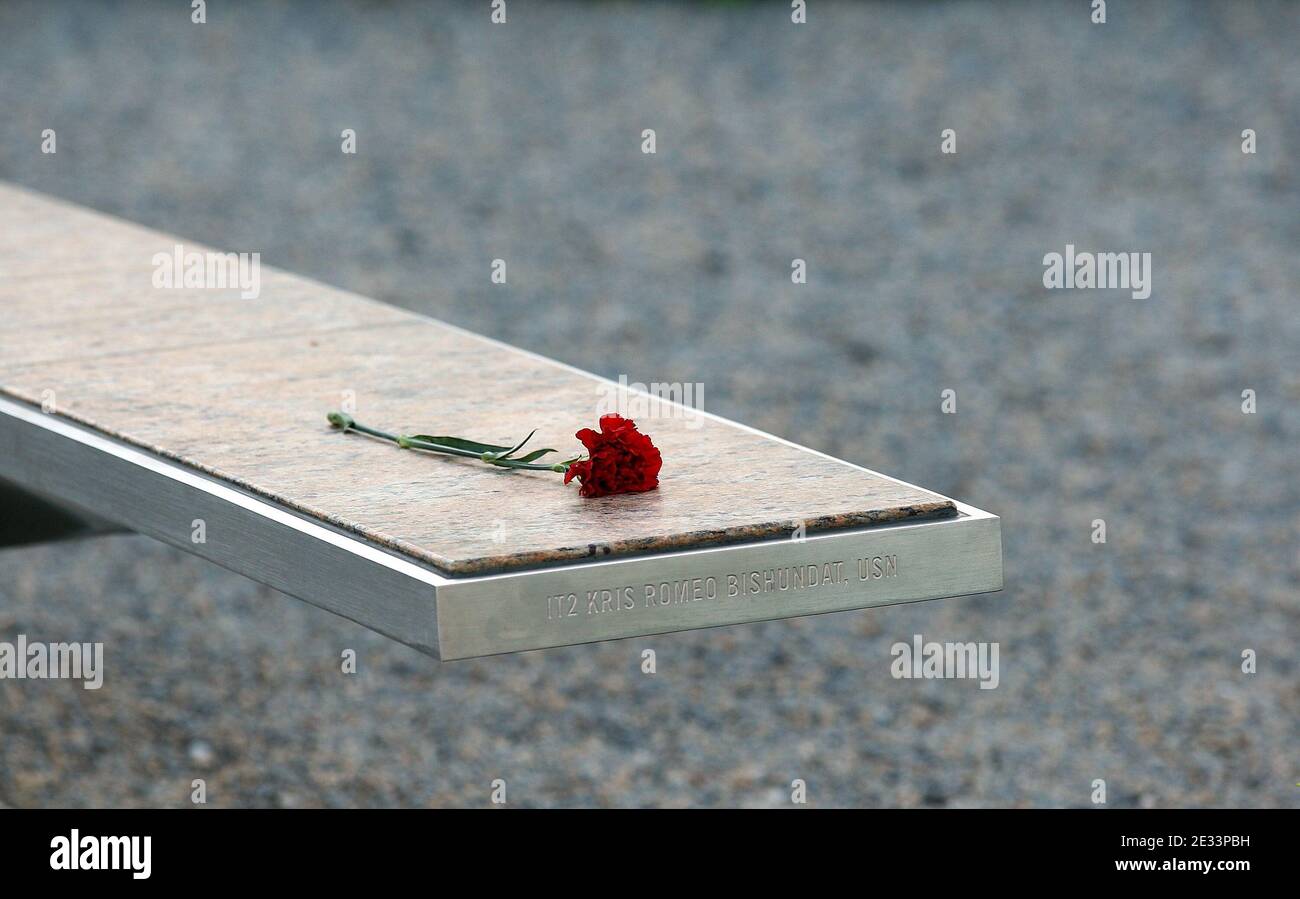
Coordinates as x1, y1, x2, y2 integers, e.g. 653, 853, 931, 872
563, 414, 662, 498
324, 410, 662, 498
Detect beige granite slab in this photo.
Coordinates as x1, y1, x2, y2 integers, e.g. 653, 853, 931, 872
0, 182, 955, 574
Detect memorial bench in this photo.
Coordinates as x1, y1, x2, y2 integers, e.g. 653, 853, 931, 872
0, 182, 1001, 660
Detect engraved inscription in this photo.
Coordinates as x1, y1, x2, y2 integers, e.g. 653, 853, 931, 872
543, 555, 899, 623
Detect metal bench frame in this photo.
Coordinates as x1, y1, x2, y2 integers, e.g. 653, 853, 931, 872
0, 395, 1001, 660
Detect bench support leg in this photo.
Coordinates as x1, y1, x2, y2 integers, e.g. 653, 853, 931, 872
0, 477, 128, 548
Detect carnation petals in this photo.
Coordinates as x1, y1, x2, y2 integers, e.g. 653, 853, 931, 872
565, 414, 662, 498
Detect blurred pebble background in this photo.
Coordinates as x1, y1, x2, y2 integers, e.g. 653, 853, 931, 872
0, 0, 1295, 807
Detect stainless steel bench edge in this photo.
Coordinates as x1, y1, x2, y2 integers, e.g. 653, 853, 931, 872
434, 504, 1001, 660
0, 396, 1002, 661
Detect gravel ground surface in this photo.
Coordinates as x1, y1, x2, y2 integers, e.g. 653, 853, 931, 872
0, 0, 1296, 808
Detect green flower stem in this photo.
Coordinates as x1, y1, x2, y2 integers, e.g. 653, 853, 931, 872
327, 412, 574, 472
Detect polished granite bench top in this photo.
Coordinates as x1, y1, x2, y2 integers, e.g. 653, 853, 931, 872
0, 182, 955, 576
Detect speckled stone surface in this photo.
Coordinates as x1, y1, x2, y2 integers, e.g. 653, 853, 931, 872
0, 184, 955, 575
0, 0, 1295, 808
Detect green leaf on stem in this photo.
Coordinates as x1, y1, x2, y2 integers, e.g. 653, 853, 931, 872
407, 435, 513, 455
509, 448, 560, 464
497, 429, 537, 460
